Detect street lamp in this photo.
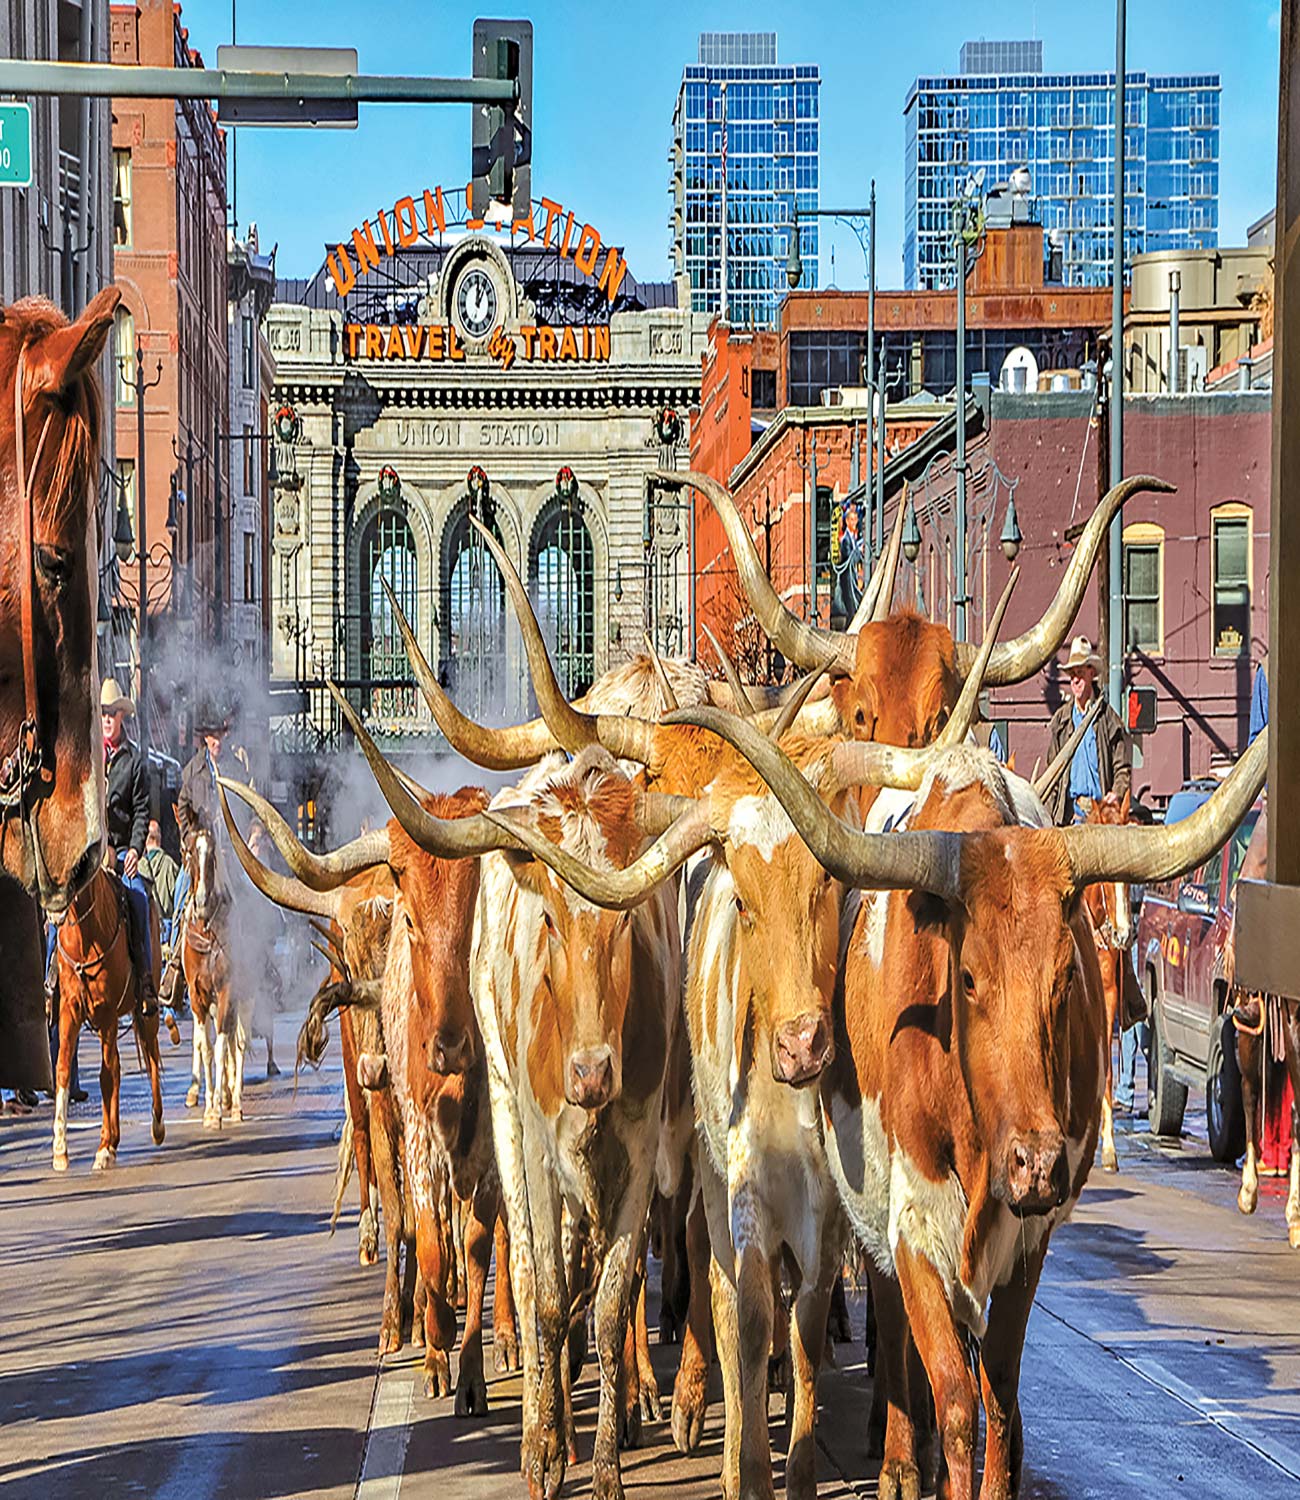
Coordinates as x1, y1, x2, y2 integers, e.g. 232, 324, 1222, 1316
951, 168, 988, 642
902, 490, 922, 563
113, 482, 135, 564
1000, 494, 1022, 562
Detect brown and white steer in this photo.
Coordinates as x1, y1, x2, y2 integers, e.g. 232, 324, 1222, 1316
224, 779, 518, 1409
469, 749, 682, 1500
678, 714, 1267, 1500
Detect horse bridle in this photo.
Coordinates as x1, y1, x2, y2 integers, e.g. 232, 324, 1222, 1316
0, 346, 56, 831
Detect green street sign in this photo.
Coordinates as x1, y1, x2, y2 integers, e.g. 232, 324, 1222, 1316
0, 103, 33, 189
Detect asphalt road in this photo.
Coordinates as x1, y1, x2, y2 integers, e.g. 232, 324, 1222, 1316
1, 1020, 1298, 1500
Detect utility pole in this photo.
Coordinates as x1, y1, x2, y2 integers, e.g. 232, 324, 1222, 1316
125, 337, 162, 689
1095, 357, 1112, 675
1108, 0, 1127, 713
867, 178, 877, 557
214, 414, 225, 644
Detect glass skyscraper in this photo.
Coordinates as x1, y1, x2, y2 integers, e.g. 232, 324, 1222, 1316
904, 43, 1220, 290
671, 32, 820, 329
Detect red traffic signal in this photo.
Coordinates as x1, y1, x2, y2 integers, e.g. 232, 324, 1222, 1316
1128, 685, 1157, 735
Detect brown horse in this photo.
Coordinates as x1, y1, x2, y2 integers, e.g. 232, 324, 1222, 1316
51, 866, 164, 1171
182, 820, 246, 1129
1229, 808, 1300, 1246
1080, 791, 1137, 1173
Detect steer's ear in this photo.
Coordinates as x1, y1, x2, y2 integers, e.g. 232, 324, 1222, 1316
500, 848, 548, 897
906, 888, 951, 937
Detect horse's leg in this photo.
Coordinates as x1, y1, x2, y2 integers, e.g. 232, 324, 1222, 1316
52, 988, 78, 1172
1238, 1006, 1263, 1215
229, 1011, 247, 1123
187, 1018, 202, 1107
202, 1007, 221, 1130
1282, 1000, 1300, 1249
140, 1006, 165, 1147
1100, 952, 1119, 1172
94, 1022, 120, 1171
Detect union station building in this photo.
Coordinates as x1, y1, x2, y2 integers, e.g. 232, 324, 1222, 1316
263, 186, 707, 757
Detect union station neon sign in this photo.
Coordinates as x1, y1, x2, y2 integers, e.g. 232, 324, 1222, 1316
326, 183, 630, 306
343, 321, 612, 368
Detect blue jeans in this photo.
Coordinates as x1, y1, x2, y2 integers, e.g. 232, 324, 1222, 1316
117, 855, 153, 974
1117, 1021, 1149, 1110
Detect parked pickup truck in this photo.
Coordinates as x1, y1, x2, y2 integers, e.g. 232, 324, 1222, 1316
1135, 780, 1262, 1161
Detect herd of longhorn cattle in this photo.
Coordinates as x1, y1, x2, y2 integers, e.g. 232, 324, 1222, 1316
209, 466, 1263, 1500
0, 299, 1268, 1500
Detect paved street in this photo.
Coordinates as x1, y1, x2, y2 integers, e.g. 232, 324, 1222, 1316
2, 1018, 1299, 1500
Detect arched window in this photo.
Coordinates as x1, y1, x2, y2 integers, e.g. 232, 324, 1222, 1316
114, 306, 135, 407
530, 497, 595, 698
440, 504, 507, 719
360, 509, 417, 719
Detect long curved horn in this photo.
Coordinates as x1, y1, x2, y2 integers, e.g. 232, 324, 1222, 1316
486, 801, 715, 911
218, 786, 343, 920
848, 482, 908, 631
657, 710, 960, 896
1060, 730, 1267, 886
218, 776, 390, 892
956, 474, 1176, 685
652, 469, 854, 675
380, 576, 560, 771
1032, 694, 1106, 801
769, 666, 830, 742
466, 517, 661, 769
702, 623, 756, 718
643, 634, 681, 712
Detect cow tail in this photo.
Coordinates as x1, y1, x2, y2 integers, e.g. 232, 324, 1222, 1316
330, 1102, 355, 1235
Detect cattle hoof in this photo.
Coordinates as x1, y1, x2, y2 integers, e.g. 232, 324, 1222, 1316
377, 1319, 402, 1357
52, 1153, 69, 1173
203, 1110, 221, 1131
266, 1060, 281, 1078
1102, 1144, 1118, 1172
185, 1083, 200, 1109
659, 1307, 682, 1345
879, 1458, 922, 1500
152, 1119, 165, 1146
619, 1399, 641, 1450
591, 1459, 624, 1500
494, 1326, 520, 1373
526, 1428, 566, 1500
359, 1242, 379, 1269
411, 1319, 425, 1350
423, 1350, 452, 1400
454, 1371, 489, 1418
670, 1365, 708, 1453
230, 1107, 244, 1124
1238, 1185, 1258, 1215
639, 1377, 663, 1424
93, 1148, 115, 1172
1289, 1221, 1300, 1251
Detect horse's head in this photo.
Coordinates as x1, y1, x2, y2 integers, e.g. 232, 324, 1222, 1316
1081, 791, 1135, 950
0, 289, 120, 912
186, 819, 225, 922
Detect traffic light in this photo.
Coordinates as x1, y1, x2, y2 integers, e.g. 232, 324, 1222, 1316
472, 19, 533, 221
1128, 685, 1158, 735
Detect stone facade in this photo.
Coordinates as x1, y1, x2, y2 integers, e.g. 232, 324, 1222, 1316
265, 235, 707, 741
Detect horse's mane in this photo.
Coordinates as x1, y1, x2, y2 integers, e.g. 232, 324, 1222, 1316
0, 297, 104, 535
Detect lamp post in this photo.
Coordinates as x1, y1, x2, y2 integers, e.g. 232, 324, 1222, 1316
118, 337, 163, 686
786, 191, 879, 553
1108, 0, 1128, 714
950, 171, 987, 642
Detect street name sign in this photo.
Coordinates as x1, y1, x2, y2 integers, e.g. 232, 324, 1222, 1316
0, 102, 33, 189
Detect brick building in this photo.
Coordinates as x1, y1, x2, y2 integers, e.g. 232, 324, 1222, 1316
107, 0, 228, 729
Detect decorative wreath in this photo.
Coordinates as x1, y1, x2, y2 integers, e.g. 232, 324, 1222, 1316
273, 404, 299, 443
377, 465, 402, 502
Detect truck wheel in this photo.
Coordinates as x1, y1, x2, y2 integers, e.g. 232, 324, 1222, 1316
1148, 1005, 1188, 1140
1207, 1013, 1246, 1163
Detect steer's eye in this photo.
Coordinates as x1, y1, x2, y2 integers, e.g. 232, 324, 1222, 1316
853, 706, 867, 729
542, 910, 556, 936
404, 912, 414, 932
36, 546, 72, 588
734, 894, 746, 916
961, 968, 977, 996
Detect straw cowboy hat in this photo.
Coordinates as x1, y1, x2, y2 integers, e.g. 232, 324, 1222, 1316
1062, 635, 1102, 673
100, 678, 135, 715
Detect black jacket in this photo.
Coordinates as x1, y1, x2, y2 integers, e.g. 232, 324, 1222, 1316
177, 744, 252, 841
106, 738, 149, 857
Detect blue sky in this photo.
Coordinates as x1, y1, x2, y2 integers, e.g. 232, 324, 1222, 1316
181, 0, 1282, 287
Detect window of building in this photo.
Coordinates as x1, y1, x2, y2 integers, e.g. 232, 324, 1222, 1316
243, 531, 256, 603
241, 316, 255, 390
751, 367, 776, 409
114, 307, 135, 407
530, 497, 595, 698
1122, 522, 1164, 655
1211, 503, 1251, 656
243, 424, 255, 494
362, 508, 418, 721
112, 149, 132, 248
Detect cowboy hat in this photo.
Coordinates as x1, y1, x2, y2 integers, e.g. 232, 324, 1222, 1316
194, 701, 233, 735
1062, 635, 1102, 672
100, 678, 135, 715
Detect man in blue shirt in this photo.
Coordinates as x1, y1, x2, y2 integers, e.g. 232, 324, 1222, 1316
1250, 661, 1268, 745
1045, 637, 1133, 825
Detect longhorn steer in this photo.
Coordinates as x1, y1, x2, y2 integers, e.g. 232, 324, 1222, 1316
677, 713, 1267, 1500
